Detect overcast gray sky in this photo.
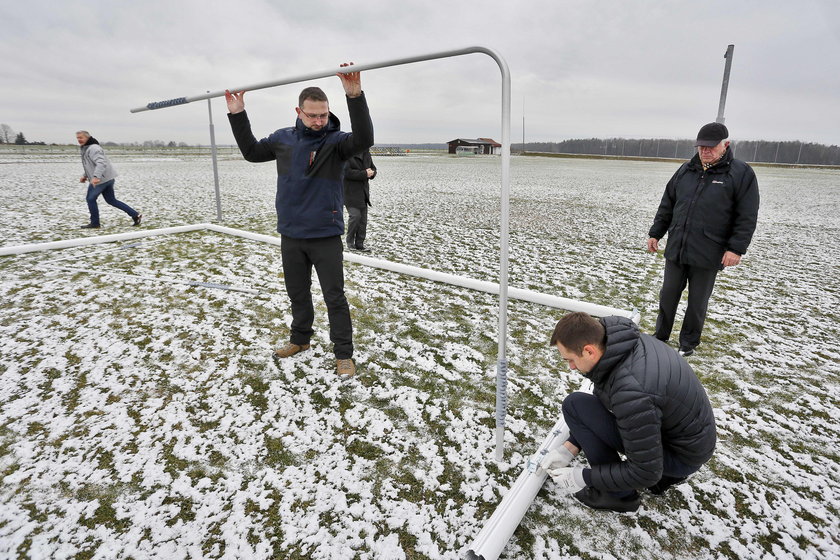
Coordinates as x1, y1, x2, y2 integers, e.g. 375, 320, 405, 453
3, 0, 839, 146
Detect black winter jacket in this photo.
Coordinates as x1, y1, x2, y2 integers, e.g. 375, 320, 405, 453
649, 147, 759, 269
228, 93, 374, 239
584, 316, 717, 492
343, 150, 376, 209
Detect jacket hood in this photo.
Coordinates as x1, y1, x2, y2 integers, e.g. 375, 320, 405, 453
295, 112, 341, 137
82, 136, 99, 147
585, 316, 640, 385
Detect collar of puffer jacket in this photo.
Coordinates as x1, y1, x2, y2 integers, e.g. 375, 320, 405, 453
585, 316, 640, 385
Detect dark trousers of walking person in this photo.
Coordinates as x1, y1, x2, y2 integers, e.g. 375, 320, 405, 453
346, 206, 368, 248
86, 180, 138, 226
654, 259, 719, 351
281, 235, 353, 359
562, 392, 699, 496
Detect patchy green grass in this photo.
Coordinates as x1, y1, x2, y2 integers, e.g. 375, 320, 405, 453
1, 155, 838, 559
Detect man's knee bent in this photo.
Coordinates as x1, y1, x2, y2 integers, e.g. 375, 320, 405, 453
562, 391, 594, 422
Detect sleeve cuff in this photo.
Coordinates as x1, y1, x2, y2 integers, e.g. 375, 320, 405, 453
574, 467, 588, 488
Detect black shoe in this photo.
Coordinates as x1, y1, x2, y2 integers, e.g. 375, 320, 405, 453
81, 223, 100, 229
132, 214, 142, 226
355, 245, 371, 252
573, 487, 640, 513
647, 475, 687, 495
679, 347, 694, 357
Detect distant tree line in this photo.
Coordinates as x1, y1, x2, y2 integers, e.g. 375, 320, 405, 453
0, 124, 191, 148
104, 140, 191, 148
0, 123, 46, 146
3, 123, 838, 164
513, 138, 840, 165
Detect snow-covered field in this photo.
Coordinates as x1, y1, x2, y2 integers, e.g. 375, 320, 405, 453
1, 151, 838, 559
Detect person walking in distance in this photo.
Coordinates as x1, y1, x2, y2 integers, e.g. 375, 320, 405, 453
76, 131, 141, 229
224, 62, 374, 377
343, 149, 376, 251
647, 122, 759, 356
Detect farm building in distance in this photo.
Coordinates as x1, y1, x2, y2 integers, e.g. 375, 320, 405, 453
447, 138, 501, 155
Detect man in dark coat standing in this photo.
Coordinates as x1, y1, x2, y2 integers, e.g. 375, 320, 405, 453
647, 122, 759, 356
343, 150, 377, 252
539, 312, 716, 513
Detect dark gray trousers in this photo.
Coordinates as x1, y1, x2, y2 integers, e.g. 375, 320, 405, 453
346, 205, 368, 248
562, 392, 700, 494
654, 259, 719, 350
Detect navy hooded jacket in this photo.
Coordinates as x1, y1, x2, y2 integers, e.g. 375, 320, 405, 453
228, 93, 374, 238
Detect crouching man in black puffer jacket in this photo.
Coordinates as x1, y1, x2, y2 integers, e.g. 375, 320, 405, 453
539, 312, 716, 512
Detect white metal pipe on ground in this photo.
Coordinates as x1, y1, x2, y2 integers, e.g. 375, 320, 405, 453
348, 252, 635, 318
204, 224, 283, 246
466, 416, 571, 560
0, 224, 211, 256
212, 224, 635, 318
2, 223, 635, 319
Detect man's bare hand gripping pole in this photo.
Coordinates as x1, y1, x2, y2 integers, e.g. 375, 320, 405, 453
337, 62, 362, 98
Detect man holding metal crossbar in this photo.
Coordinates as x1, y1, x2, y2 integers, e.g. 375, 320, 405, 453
225, 62, 373, 377
539, 311, 717, 512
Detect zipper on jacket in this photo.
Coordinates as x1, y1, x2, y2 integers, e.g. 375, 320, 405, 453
679, 171, 706, 261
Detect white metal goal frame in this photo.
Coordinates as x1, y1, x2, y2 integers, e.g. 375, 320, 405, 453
129, 46, 523, 462
126, 46, 640, 464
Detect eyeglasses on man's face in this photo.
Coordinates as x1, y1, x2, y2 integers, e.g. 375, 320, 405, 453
298, 108, 330, 121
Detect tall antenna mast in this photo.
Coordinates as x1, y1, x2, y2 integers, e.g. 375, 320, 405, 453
716, 45, 734, 124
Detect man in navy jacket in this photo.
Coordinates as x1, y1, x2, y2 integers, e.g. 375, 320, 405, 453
225, 63, 373, 376
647, 122, 759, 356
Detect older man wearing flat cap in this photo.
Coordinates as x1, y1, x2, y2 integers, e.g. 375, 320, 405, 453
646, 122, 759, 356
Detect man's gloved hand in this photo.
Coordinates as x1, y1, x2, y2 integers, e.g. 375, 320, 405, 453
547, 466, 586, 493
539, 446, 575, 472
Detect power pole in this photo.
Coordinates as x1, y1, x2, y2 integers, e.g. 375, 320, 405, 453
716, 45, 734, 124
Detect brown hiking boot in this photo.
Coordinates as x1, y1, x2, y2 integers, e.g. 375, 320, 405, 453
336, 358, 356, 376
274, 342, 310, 358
